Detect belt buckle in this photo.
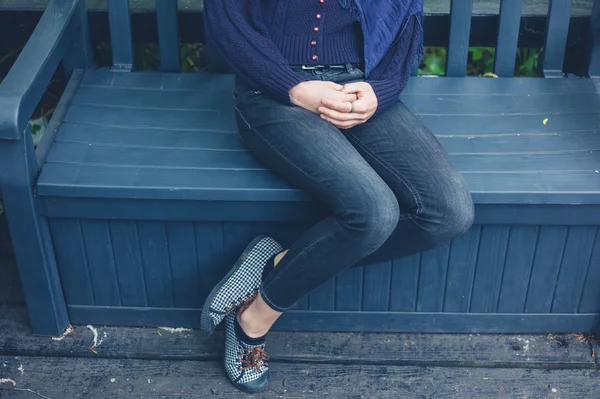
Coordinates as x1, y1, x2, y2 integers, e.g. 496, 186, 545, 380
301, 65, 326, 70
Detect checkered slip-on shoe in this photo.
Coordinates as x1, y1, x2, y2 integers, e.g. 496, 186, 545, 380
224, 313, 270, 393
200, 235, 283, 336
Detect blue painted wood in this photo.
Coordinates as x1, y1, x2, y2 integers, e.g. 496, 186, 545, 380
166, 222, 201, 308
578, 230, 600, 313
416, 245, 450, 312
62, 0, 94, 79
70, 83, 600, 115
107, 0, 133, 71
80, 220, 121, 306
308, 280, 336, 311
524, 226, 569, 313
156, 0, 181, 72
470, 226, 510, 313
589, 0, 600, 76
194, 222, 225, 303
543, 0, 573, 77
335, 267, 363, 311
41, 198, 600, 226
137, 221, 173, 308
36, 164, 600, 205
67, 306, 600, 333
447, 0, 473, 77
552, 226, 598, 313
0, 0, 80, 140
49, 220, 95, 306
109, 221, 148, 307
443, 226, 481, 312
497, 226, 539, 313
0, 138, 69, 336
362, 262, 392, 312
388, 254, 420, 312
494, 0, 522, 77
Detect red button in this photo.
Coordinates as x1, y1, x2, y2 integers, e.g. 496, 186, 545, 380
312, 55, 318, 61
314, 27, 319, 32
311, 40, 317, 46
316, 14, 321, 19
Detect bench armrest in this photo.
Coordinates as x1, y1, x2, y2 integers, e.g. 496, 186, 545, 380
0, 0, 81, 140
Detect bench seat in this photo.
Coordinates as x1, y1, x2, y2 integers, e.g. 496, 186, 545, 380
37, 68, 600, 214
29, 68, 600, 333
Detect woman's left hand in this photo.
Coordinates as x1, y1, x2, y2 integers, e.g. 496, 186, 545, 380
318, 82, 378, 129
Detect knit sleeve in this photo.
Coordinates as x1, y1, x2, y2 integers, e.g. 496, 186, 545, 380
204, 0, 307, 103
366, 13, 423, 115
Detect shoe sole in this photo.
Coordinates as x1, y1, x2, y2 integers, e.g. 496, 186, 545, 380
228, 369, 270, 394
200, 234, 275, 336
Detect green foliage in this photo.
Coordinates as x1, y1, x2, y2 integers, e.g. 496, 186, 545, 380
418, 46, 541, 77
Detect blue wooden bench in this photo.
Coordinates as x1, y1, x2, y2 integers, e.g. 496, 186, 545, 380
1, 0, 600, 336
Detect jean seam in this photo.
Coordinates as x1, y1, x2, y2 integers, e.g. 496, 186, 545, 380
345, 132, 424, 215
259, 282, 288, 312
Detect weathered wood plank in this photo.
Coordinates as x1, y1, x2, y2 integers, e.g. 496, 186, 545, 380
0, 355, 598, 399
2, 307, 596, 368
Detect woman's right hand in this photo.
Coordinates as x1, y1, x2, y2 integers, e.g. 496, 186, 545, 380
289, 81, 358, 113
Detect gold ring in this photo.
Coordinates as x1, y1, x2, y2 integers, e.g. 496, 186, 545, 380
350, 102, 355, 113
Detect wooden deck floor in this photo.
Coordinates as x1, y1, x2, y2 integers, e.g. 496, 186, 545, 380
0, 255, 599, 398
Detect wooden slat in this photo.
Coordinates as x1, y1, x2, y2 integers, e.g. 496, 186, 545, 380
194, 222, 226, 304
389, 254, 420, 312
470, 226, 510, 313
589, 0, 600, 76
362, 261, 392, 311
166, 222, 201, 308
494, 0, 523, 77
443, 227, 481, 312
335, 268, 363, 311
109, 221, 148, 307
137, 221, 174, 308
496, 226, 539, 313
308, 280, 336, 311
1, 355, 599, 399
543, 0, 573, 77
578, 229, 600, 313
71, 85, 600, 115
524, 226, 569, 313
156, 0, 181, 72
107, 0, 133, 71
1, 306, 598, 367
552, 226, 598, 313
49, 220, 95, 306
36, 163, 600, 205
80, 220, 121, 306
416, 245, 450, 312
0, 259, 24, 306
80, 69, 598, 94
446, 0, 473, 77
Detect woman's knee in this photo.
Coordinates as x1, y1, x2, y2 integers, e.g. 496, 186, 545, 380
420, 178, 475, 244
339, 181, 400, 248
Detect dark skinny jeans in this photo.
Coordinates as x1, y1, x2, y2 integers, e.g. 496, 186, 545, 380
234, 67, 475, 312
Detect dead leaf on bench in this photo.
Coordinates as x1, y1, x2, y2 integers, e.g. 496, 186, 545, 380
543, 118, 549, 125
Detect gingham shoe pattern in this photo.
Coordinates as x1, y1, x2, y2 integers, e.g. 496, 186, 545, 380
224, 313, 270, 392
201, 235, 283, 335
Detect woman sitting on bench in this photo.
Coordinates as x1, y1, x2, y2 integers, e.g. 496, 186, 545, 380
201, 0, 475, 393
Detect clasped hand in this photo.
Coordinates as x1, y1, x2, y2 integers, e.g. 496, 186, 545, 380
289, 81, 378, 129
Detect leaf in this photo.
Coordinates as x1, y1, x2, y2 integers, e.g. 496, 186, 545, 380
543, 118, 549, 125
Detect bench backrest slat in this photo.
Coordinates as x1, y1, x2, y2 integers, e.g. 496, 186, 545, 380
543, 0, 573, 77
156, 0, 181, 72
107, 0, 133, 71
494, 0, 522, 77
447, 0, 473, 77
